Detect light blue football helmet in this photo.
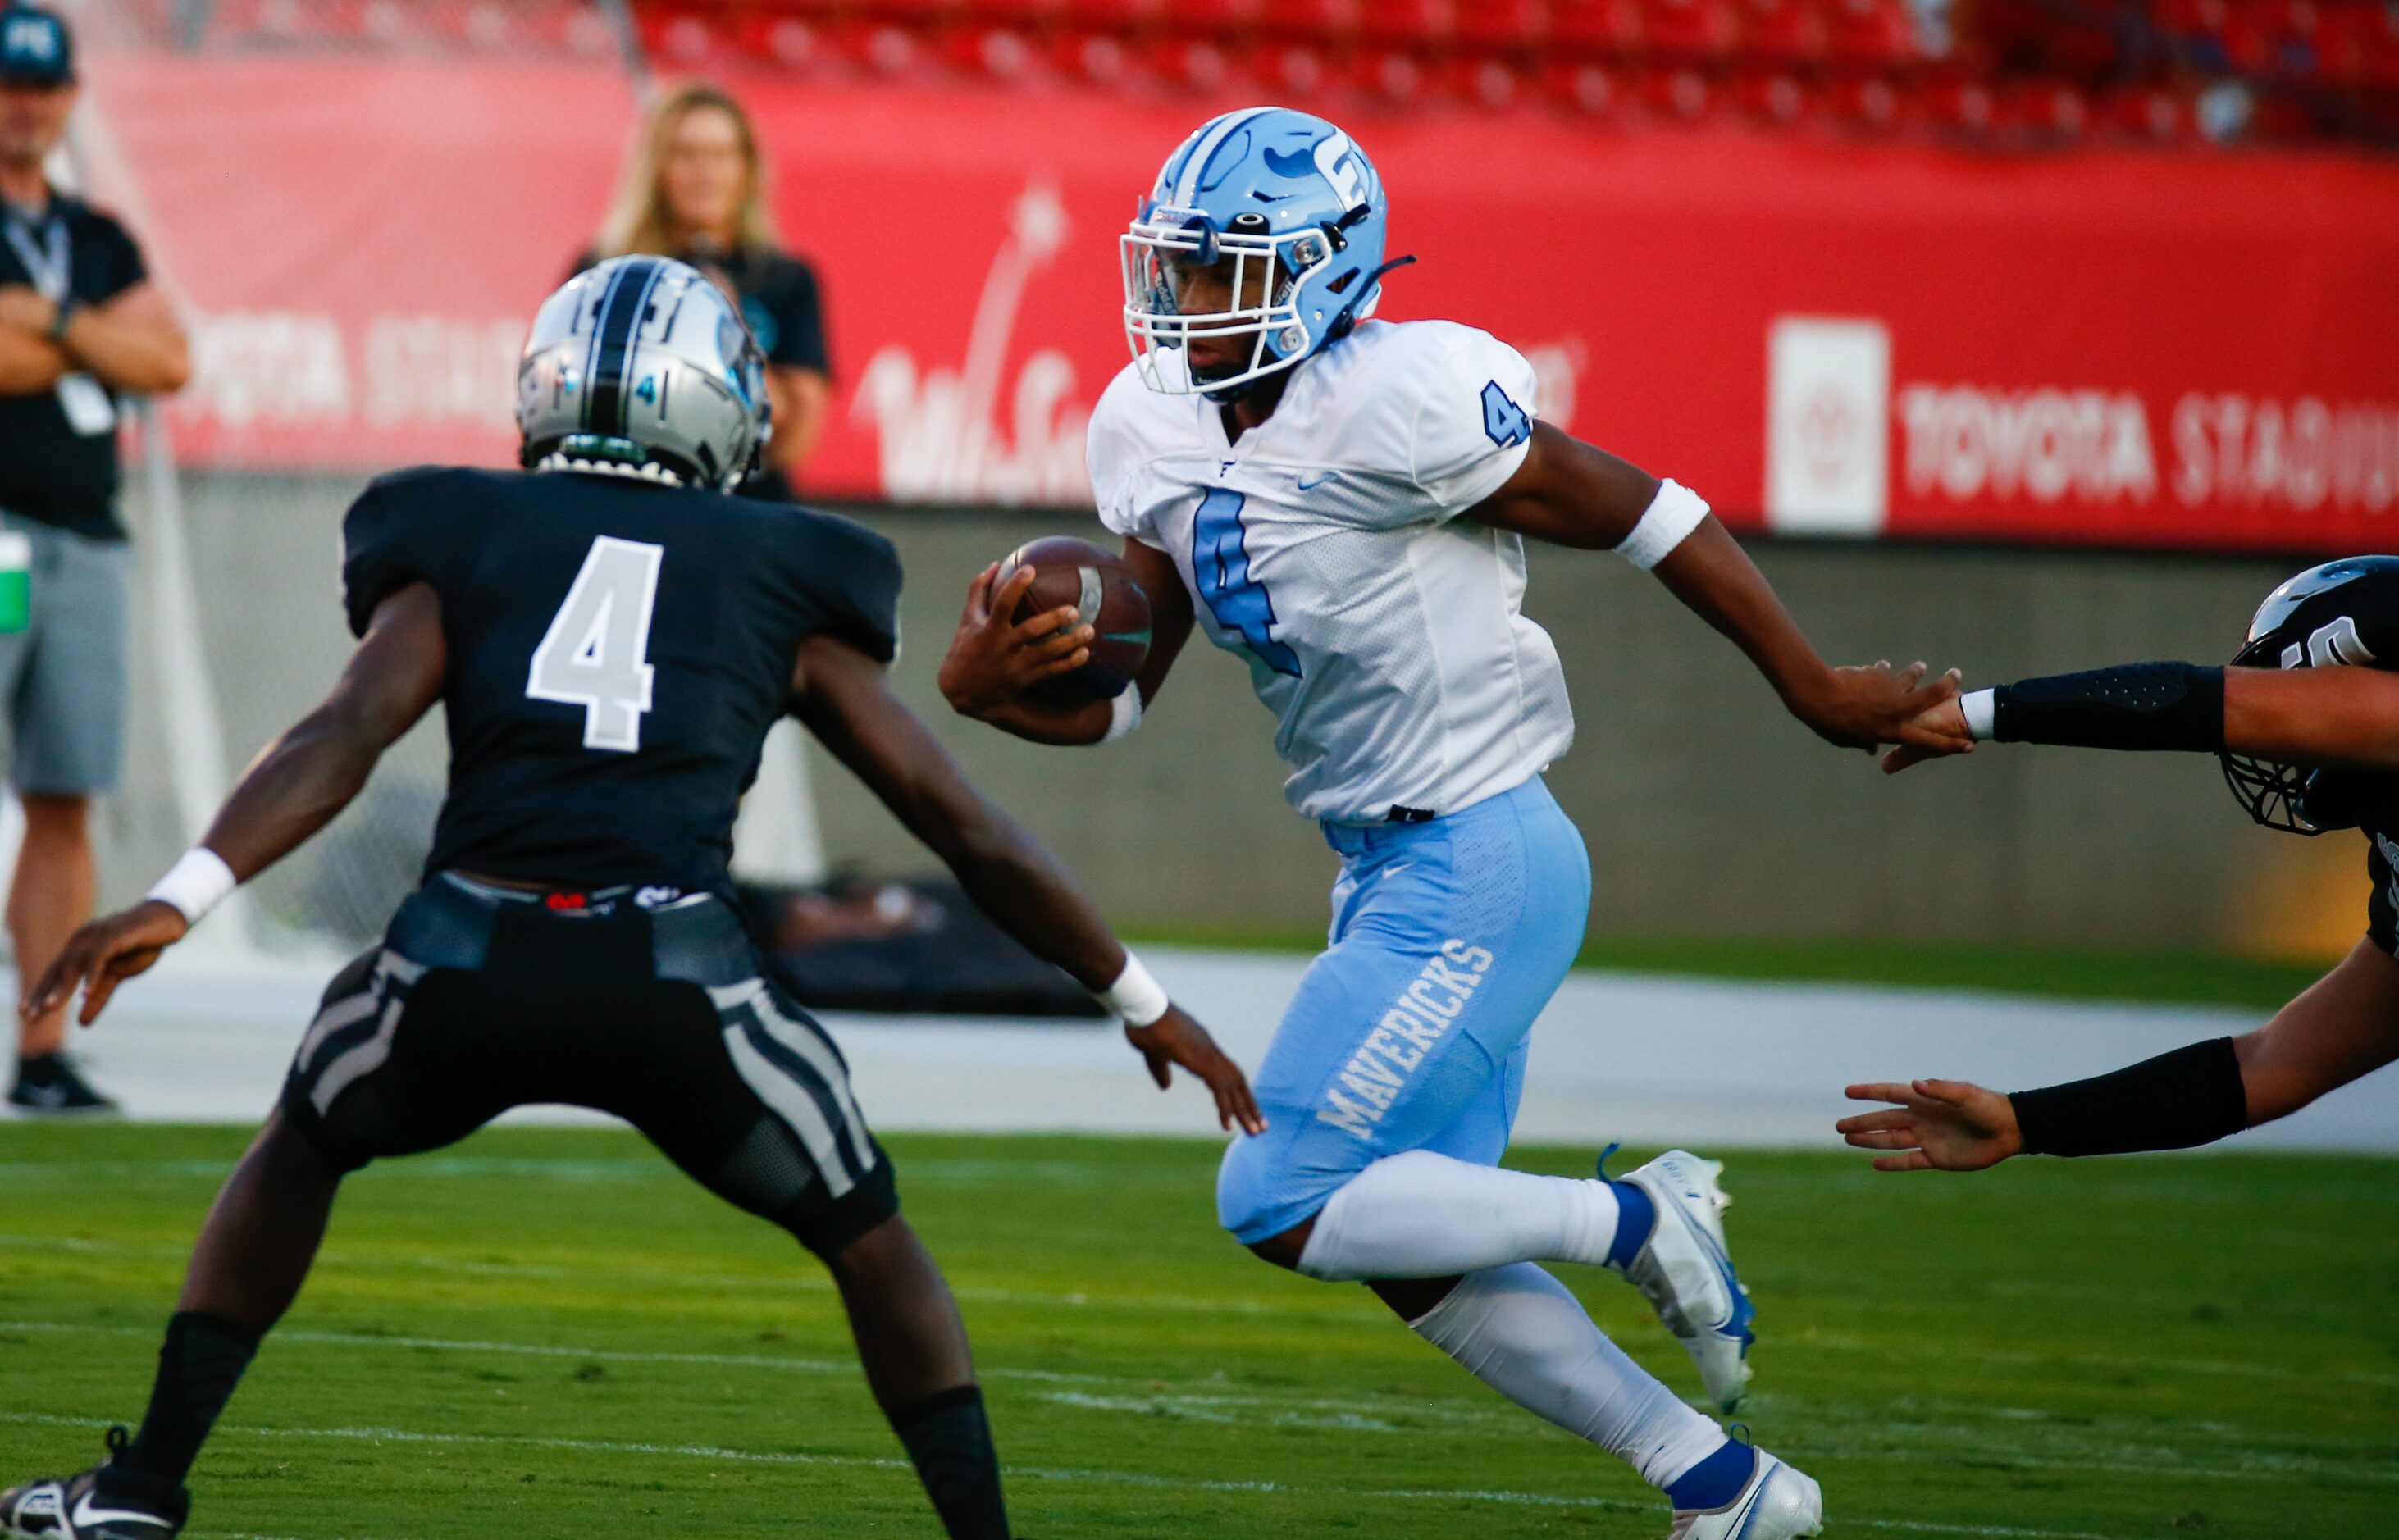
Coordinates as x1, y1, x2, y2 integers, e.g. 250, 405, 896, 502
1121, 106, 1399, 399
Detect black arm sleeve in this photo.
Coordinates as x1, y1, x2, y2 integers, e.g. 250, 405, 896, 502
2009, 1037, 2249, 1157
1993, 663, 2225, 752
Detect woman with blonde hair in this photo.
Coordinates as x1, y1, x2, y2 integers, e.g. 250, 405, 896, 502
577, 81, 830, 499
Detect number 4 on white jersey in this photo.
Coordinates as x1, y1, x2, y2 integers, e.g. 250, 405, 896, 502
527, 535, 664, 752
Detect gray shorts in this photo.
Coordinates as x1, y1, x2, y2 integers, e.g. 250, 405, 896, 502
0, 513, 129, 796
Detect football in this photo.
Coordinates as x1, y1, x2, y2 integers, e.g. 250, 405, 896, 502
995, 535, 1153, 705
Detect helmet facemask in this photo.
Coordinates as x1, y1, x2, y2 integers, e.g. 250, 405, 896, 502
1122, 207, 1343, 399
2214, 561, 2399, 836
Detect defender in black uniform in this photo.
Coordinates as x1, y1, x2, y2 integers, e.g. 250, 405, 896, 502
1836, 556, 2399, 1172
0, 258, 1259, 1540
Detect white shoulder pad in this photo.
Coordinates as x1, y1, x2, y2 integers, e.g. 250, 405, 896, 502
1402, 321, 1539, 517
1087, 362, 1169, 542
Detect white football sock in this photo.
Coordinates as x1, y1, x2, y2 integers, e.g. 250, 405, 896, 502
1412, 1263, 1726, 1489
1295, 1149, 1625, 1281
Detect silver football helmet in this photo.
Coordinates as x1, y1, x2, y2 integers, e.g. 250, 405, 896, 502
517, 256, 770, 492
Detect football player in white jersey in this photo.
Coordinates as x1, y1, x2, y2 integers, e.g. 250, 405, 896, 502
939, 107, 1963, 1539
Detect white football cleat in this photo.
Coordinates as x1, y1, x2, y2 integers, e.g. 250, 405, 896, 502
1667, 1449, 1823, 1540
1608, 1147, 1756, 1414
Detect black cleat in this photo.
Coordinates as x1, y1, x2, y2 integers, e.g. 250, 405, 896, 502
0, 1428, 187, 1539
6, 1054, 118, 1118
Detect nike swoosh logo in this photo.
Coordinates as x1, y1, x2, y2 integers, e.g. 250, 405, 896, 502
1296, 472, 1334, 491
71, 1493, 171, 1531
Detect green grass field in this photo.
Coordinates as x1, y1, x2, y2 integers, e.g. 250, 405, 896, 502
3, 1124, 2394, 1539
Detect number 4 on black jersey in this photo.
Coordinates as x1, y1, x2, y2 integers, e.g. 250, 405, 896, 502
340, 463, 902, 902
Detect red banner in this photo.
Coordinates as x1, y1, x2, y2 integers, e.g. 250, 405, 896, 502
84, 54, 2399, 551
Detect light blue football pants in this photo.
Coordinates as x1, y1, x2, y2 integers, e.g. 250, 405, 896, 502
1216, 776, 1593, 1245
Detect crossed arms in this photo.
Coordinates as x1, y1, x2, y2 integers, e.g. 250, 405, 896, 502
0, 280, 188, 397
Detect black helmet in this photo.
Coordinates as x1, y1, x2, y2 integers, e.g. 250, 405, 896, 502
2220, 555, 2399, 834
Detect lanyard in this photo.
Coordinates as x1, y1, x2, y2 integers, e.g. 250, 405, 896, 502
2, 210, 68, 303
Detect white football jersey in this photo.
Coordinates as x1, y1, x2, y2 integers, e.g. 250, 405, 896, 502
1089, 318, 1573, 823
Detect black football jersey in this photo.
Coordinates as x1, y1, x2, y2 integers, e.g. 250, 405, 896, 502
340, 466, 901, 899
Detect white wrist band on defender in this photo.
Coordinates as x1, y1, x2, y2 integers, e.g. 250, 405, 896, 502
147, 847, 238, 925
1101, 686, 1143, 744
1099, 952, 1170, 1027
1960, 688, 1997, 742
1615, 479, 1710, 572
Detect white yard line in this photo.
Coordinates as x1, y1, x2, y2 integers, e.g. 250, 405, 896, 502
0, 1410, 2141, 1538
7, 1319, 2389, 1488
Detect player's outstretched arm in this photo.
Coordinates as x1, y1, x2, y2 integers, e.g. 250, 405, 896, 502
1838, 938, 2399, 1169
1886, 663, 2399, 775
1470, 423, 1967, 754
23, 585, 446, 1027
938, 539, 1195, 747
795, 634, 1265, 1133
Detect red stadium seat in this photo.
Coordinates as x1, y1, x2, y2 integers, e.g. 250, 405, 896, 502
1055, 27, 1141, 85
1739, 0, 1827, 66
2014, 77, 2091, 138
2321, 0, 2399, 89
2149, 0, 2232, 43
1159, 0, 1263, 39
846, 19, 945, 78
1731, 67, 1816, 125
1447, 54, 1526, 107
965, 0, 1070, 26
949, 23, 1044, 81
1553, 0, 1645, 58
1642, 65, 1727, 121
1147, 34, 1247, 93
1258, 0, 1363, 45
1827, 70, 1917, 131
1457, 0, 1552, 55
1358, 0, 1459, 52
1825, 0, 1921, 67
1351, 47, 1440, 104
734, 11, 832, 68
855, 0, 966, 26
1644, 0, 1741, 63
641, 9, 729, 66
1061, 0, 1164, 31
1545, 57, 1626, 116
2099, 83, 2196, 142
1923, 71, 2007, 134
1256, 39, 1337, 97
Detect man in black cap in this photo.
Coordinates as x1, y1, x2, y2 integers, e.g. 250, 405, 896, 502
0, 2, 189, 1115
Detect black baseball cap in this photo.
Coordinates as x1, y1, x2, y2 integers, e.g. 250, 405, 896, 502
0, 5, 74, 88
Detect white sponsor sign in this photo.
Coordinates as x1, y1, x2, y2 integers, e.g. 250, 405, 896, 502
1765, 316, 1890, 535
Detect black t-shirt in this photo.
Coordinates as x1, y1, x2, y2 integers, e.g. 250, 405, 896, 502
569, 243, 829, 502
341, 465, 901, 900
0, 194, 148, 541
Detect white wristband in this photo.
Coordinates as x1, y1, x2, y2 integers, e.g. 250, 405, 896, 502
1099, 951, 1170, 1027
1101, 686, 1143, 744
146, 846, 238, 927
1960, 687, 1997, 742
1615, 479, 1710, 571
